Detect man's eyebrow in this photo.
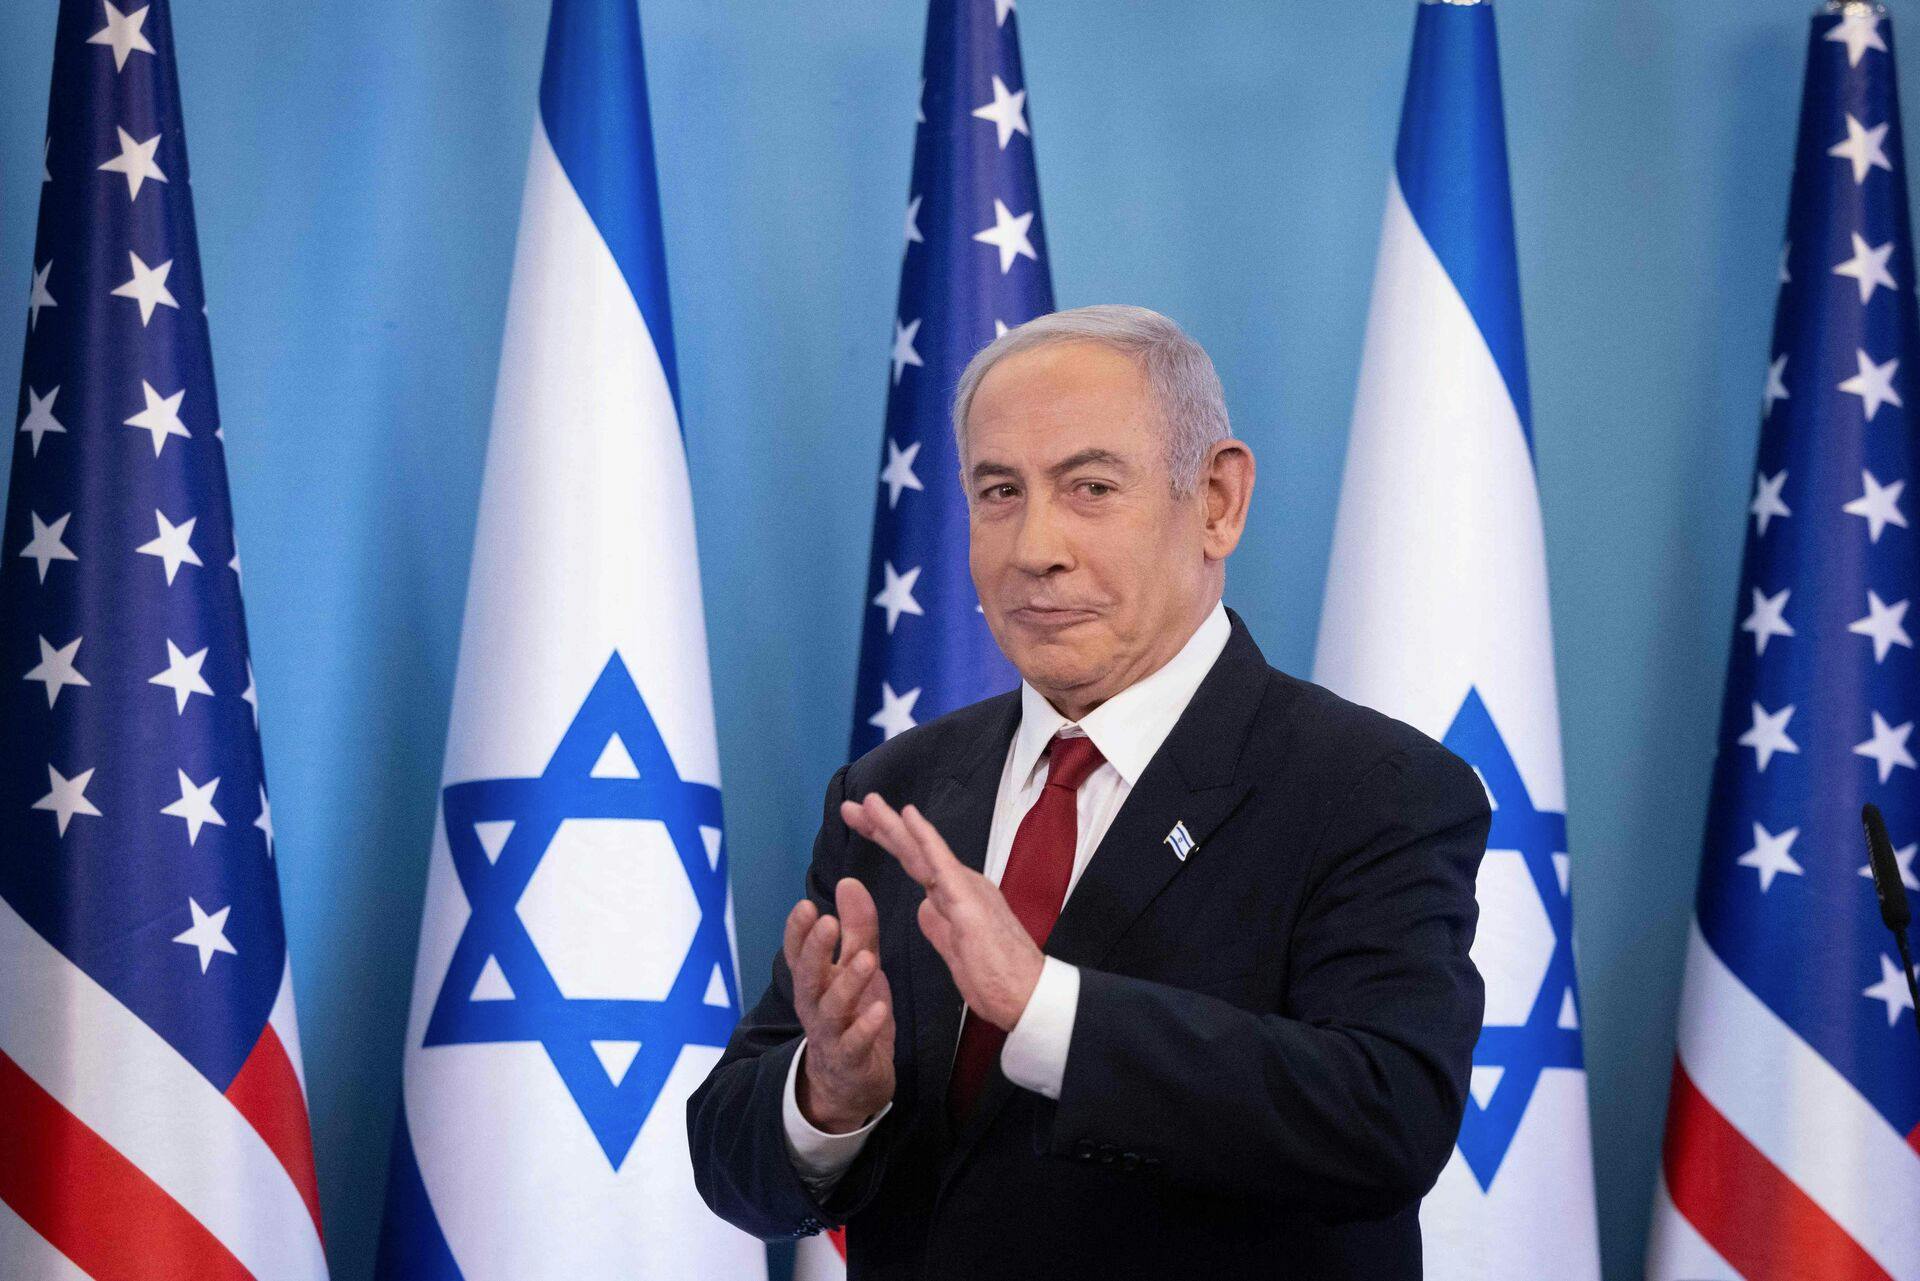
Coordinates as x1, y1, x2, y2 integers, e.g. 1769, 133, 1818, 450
1046, 448, 1131, 478
969, 448, 1134, 485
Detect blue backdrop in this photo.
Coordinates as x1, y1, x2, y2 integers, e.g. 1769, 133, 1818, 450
0, 2, 1880, 1276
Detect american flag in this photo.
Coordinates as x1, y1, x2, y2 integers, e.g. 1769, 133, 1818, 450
1647, 7, 1920, 1278
846, 0, 1055, 759
804, 1, 1055, 1273
0, 3, 327, 1278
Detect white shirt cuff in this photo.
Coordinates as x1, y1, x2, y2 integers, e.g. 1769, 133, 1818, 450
780, 1037, 890, 1190
999, 957, 1080, 1100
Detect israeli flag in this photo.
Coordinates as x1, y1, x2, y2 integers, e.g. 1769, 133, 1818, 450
374, 2, 763, 1276
1312, 4, 1601, 1277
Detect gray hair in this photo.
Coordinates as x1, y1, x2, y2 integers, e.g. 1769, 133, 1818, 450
950, 304, 1232, 495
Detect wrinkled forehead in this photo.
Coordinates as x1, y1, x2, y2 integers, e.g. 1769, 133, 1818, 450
964, 341, 1160, 467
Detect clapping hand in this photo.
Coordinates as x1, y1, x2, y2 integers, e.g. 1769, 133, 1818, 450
785, 875, 896, 1134
840, 793, 1046, 1032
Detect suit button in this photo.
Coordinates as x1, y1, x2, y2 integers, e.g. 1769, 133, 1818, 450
1098, 1145, 1117, 1164
1120, 1152, 1140, 1172
1072, 1139, 1095, 1162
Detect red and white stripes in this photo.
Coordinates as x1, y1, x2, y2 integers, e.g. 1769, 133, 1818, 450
0, 897, 327, 1280
793, 1225, 848, 1281
1648, 924, 1920, 1279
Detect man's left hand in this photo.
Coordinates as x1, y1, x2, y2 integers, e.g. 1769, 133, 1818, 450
840, 793, 1044, 1031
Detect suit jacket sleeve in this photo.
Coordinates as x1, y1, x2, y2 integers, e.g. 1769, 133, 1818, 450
1041, 742, 1489, 1219
685, 764, 902, 1239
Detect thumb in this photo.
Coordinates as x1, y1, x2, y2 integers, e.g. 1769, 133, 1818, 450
917, 896, 954, 955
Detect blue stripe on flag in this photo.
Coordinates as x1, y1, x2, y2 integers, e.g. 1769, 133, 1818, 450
373, 1104, 464, 1280
1394, 1, 1533, 443
538, 0, 682, 411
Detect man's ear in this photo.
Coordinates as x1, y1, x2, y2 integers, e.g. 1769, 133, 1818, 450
1200, 439, 1255, 562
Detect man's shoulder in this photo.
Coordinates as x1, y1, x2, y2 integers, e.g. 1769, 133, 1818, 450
843, 688, 1020, 793
1248, 666, 1482, 802
833, 632, 1478, 808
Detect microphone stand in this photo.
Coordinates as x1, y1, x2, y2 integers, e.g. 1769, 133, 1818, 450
1861, 804, 1920, 1056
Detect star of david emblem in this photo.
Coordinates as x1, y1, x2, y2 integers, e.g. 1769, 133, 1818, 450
424, 651, 742, 1168
1443, 687, 1583, 1190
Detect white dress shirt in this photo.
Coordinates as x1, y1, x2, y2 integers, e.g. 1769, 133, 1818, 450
781, 601, 1231, 1192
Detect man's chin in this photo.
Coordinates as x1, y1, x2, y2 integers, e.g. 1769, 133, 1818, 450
1007, 650, 1106, 705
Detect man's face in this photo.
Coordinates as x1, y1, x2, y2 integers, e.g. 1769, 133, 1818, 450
965, 341, 1217, 716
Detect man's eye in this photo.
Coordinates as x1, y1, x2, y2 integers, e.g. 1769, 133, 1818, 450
981, 484, 1019, 501
1078, 481, 1113, 497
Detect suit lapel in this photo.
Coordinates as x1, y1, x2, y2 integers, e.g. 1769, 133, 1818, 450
936, 610, 1276, 1189
1048, 609, 1271, 970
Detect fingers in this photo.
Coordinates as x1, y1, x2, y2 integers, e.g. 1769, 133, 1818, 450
789, 904, 839, 1012
838, 796, 873, 838
917, 894, 954, 955
804, 910, 840, 974
864, 957, 894, 1014
835, 876, 879, 959
818, 946, 877, 1027
841, 794, 939, 889
836, 992, 893, 1063
838, 963, 894, 1052
782, 897, 818, 971
839, 796, 919, 880
901, 805, 964, 888
813, 950, 894, 1068
786, 870, 898, 1038
784, 873, 897, 1120
842, 794, 914, 871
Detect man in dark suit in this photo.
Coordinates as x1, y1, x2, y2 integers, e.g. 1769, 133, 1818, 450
687, 305, 1490, 1279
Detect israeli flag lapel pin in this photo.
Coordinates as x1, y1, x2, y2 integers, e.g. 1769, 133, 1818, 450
1163, 820, 1196, 862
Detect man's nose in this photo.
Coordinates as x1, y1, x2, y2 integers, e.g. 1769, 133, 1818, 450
1009, 497, 1073, 577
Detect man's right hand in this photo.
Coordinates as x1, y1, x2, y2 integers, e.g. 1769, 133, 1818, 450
786, 876, 896, 1134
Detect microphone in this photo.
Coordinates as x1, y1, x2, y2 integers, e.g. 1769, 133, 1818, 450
1860, 804, 1920, 1053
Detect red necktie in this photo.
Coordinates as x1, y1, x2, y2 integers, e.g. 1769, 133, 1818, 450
946, 733, 1106, 1124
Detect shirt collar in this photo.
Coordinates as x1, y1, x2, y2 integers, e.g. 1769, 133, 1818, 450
1011, 600, 1231, 791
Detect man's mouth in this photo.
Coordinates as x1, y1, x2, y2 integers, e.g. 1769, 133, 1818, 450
1006, 605, 1099, 627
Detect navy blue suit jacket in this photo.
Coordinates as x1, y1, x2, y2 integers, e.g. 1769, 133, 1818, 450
687, 611, 1490, 1279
